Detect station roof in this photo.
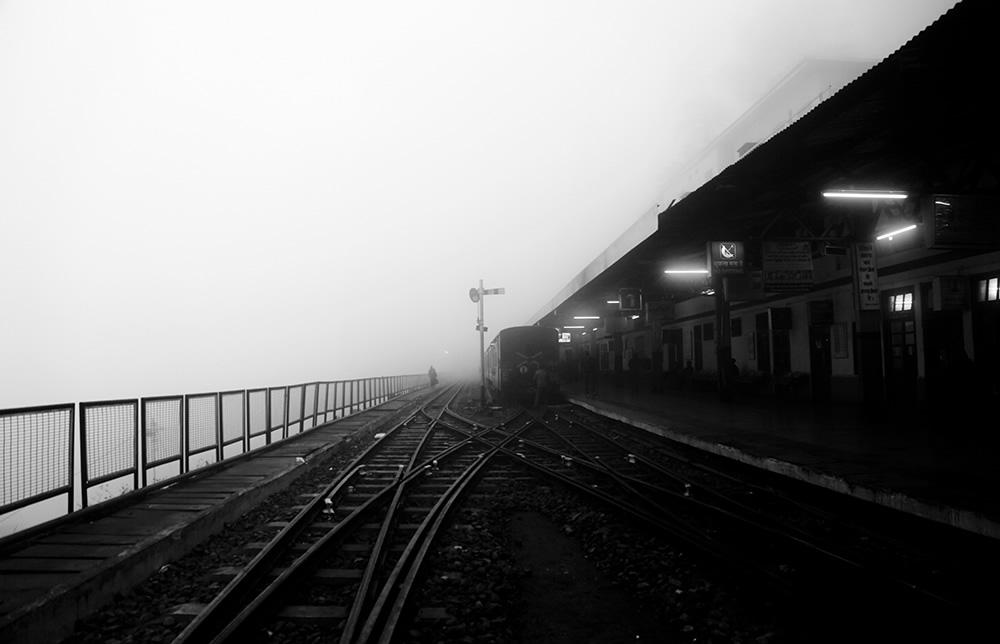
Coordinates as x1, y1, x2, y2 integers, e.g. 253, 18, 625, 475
530, 0, 999, 329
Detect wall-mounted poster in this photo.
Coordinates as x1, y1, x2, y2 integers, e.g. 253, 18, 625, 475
763, 241, 814, 292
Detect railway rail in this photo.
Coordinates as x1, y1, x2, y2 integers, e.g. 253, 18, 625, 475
55, 388, 997, 642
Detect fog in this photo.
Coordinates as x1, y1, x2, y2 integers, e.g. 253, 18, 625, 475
0, 0, 958, 408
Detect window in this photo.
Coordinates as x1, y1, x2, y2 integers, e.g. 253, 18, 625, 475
977, 276, 999, 302
890, 292, 913, 312
731, 317, 742, 337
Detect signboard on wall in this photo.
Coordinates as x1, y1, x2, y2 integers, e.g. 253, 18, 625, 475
925, 194, 1000, 249
619, 288, 643, 311
854, 242, 879, 310
762, 241, 814, 292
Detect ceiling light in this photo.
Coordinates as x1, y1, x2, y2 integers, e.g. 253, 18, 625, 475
664, 269, 709, 274
822, 190, 907, 200
876, 224, 917, 240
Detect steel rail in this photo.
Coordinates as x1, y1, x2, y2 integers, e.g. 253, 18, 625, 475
356, 446, 503, 644
172, 465, 404, 644
338, 437, 477, 644
554, 404, 976, 616
207, 439, 472, 642
171, 385, 464, 643
430, 418, 804, 599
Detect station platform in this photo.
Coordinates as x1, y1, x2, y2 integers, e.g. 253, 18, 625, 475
559, 377, 1000, 540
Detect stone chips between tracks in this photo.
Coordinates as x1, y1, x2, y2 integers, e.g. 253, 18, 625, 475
63, 397, 785, 644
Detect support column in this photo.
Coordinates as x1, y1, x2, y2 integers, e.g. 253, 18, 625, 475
715, 276, 734, 402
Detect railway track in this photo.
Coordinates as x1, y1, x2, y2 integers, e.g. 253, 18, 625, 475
140, 391, 993, 642
169, 384, 490, 643
525, 404, 997, 638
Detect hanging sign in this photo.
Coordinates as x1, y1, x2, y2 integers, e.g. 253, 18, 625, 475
708, 241, 745, 276
854, 242, 879, 310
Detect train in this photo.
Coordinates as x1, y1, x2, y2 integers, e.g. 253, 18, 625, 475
484, 326, 561, 403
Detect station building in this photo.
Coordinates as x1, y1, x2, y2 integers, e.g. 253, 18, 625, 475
531, 0, 999, 418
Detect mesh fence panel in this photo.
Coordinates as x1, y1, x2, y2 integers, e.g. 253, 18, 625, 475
287, 385, 303, 434
220, 391, 245, 446
268, 387, 288, 440
143, 397, 182, 466
269, 387, 286, 432
0, 405, 73, 512
186, 394, 218, 454
303, 384, 316, 428
318, 383, 330, 423
82, 401, 136, 484
288, 385, 303, 423
248, 389, 267, 438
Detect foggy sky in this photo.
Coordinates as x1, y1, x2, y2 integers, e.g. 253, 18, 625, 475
0, 0, 959, 408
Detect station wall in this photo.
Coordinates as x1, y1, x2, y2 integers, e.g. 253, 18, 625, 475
568, 246, 1000, 410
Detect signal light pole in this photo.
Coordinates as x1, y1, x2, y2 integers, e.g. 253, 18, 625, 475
469, 280, 505, 409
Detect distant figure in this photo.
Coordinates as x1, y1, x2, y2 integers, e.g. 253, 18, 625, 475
628, 352, 640, 392
428, 366, 438, 387
581, 351, 597, 398
533, 366, 549, 407
679, 360, 694, 391
728, 358, 740, 379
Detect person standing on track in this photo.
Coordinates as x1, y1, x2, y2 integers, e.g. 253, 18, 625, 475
581, 351, 596, 398
428, 366, 438, 387
533, 365, 549, 407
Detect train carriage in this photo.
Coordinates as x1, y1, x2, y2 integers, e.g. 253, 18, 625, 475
485, 326, 560, 402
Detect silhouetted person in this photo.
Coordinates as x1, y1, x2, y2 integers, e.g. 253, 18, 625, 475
428, 366, 438, 387
680, 360, 694, 391
628, 352, 640, 392
533, 366, 549, 407
581, 351, 597, 398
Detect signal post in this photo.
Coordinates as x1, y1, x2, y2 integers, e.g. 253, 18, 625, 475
469, 280, 505, 409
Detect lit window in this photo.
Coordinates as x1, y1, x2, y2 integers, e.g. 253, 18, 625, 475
978, 277, 999, 302
890, 293, 913, 312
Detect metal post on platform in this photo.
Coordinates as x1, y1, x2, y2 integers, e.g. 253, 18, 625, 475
715, 275, 734, 402
478, 279, 486, 408
469, 279, 505, 409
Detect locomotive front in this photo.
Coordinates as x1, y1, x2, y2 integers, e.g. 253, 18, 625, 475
488, 326, 560, 402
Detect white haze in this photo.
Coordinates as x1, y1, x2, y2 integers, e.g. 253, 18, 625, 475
0, 0, 958, 408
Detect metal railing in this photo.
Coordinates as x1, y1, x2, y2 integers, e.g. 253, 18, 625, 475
0, 375, 425, 532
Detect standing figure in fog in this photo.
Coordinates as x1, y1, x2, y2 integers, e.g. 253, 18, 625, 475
428, 366, 438, 387
533, 365, 549, 407
628, 351, 640, 393
581, 351, 596, 398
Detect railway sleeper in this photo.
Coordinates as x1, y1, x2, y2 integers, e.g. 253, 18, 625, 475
199, 566, 365, 586
169, 603, 455, 626
239, 541, 407, 555
168, 603, 348, 624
